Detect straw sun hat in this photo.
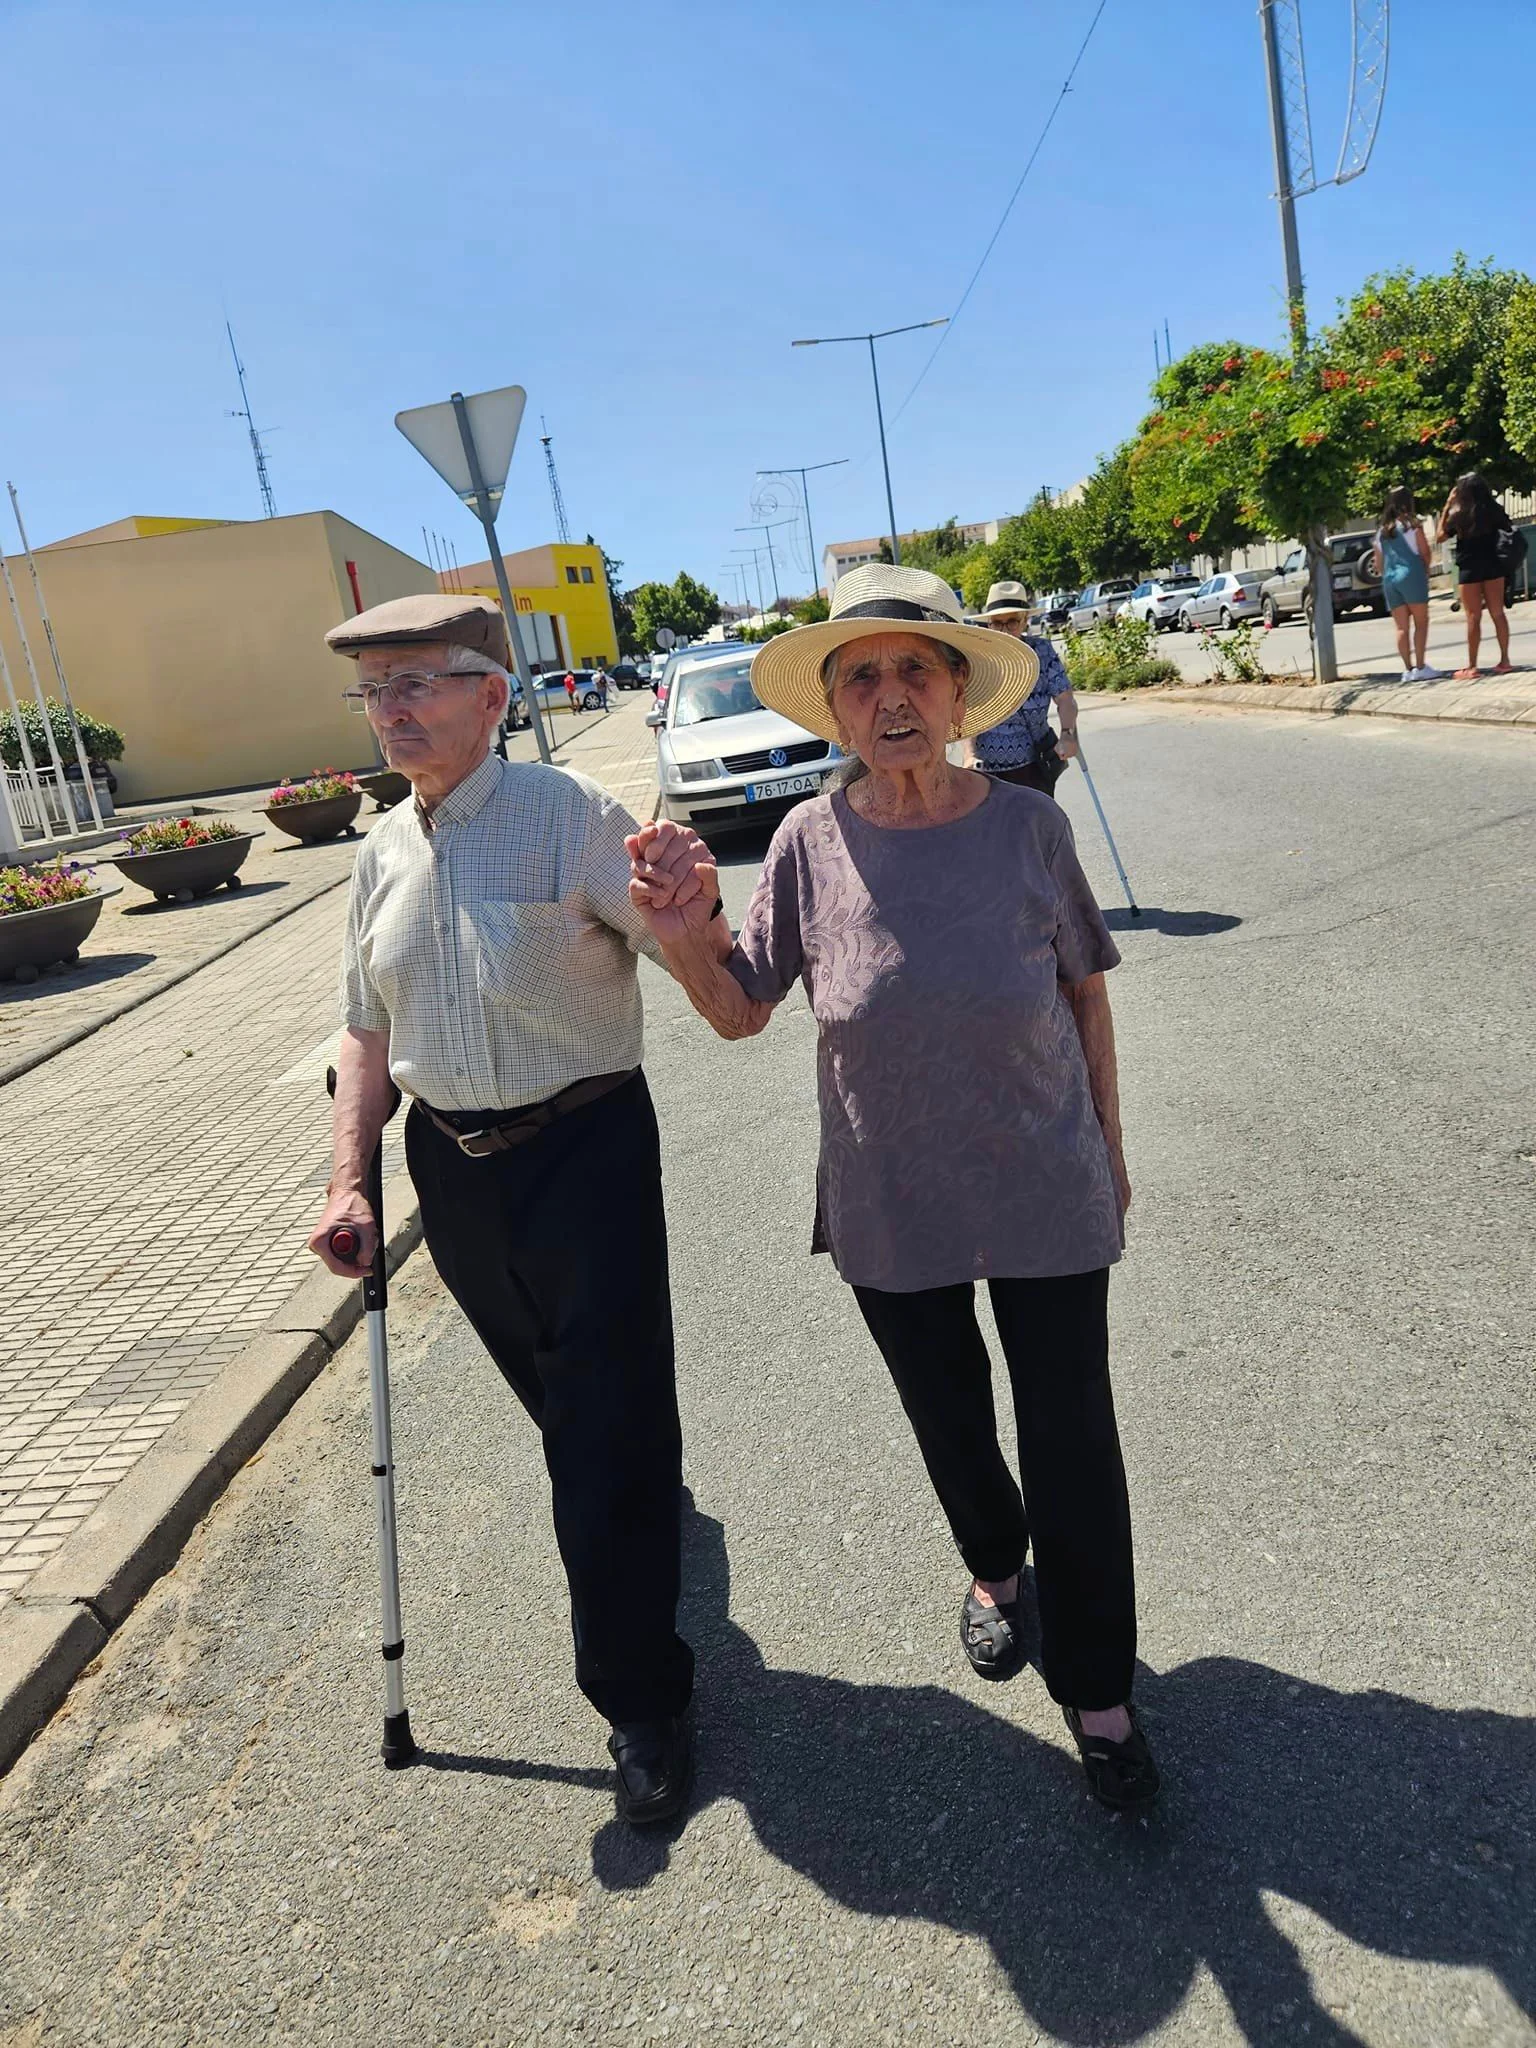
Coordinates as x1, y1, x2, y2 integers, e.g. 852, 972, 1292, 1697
750, 563, 1039, 745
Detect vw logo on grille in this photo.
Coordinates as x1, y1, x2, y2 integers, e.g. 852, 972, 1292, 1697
768, 747, 789, 768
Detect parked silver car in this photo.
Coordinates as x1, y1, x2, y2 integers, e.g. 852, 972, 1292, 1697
1258, 535, 1387, 626
1126, 574, 1203, 632
648, 648, 840, 838
1067, 578, 1138, 632
1177, 571, 1267, 631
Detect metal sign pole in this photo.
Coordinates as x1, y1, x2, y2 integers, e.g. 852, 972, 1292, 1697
0, 551, 74, 829
449, 394, 551, 767
8, 485, 104, 829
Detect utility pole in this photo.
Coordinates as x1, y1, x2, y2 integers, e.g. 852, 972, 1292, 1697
226, 323, 277, 520
732, 546, 767, 619
792, 320, 948, 567
756, 459, 848, 599
1256, 0, 1390, 685
735, 520, 795, 609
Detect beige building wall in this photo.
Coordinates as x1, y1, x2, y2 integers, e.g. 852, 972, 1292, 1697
0, 512, 435, 802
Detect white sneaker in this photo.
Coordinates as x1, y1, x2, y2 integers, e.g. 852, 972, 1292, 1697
1416, 664, 1448, 680
1400, 669, 1417, 683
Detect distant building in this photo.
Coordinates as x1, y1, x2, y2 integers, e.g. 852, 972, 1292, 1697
821, 520, 1001, 593
0, 511, 433, 804
448, 540, 618, 671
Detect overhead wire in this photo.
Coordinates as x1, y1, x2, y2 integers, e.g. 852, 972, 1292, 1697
886, 0, 1112, 430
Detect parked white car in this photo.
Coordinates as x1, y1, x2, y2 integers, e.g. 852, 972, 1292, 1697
649, 648, 840, 838
1176, 570, 1267, 632
1125, 574, 1203, 631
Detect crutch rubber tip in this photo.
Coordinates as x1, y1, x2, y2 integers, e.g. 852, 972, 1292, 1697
1130, 906, 1142, 918
381, 1709, 418, 1769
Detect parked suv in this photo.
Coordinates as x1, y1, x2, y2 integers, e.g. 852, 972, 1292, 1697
1260, 534, 1387, 626
1067, 578, 1138, 631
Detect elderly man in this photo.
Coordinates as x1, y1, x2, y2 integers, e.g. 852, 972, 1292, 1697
309, 592, 695, 1825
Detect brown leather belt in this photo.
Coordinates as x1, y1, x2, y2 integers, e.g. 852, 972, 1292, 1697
420, 1069, 637, 1158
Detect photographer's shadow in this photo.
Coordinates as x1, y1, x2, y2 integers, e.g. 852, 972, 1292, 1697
593, 1503, 1533, 2047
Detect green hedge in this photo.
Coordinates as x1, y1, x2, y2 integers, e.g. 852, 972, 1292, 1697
0, 697, 125, 770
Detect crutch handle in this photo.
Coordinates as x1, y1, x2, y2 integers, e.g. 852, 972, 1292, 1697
328, 1225, 363, 1264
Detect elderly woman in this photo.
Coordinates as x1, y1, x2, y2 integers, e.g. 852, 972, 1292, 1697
968, 578, 1079, 797
629, 564, 1157, 1812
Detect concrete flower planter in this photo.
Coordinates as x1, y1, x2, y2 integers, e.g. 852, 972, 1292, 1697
0, 884, 120, 983
264, 791, 362, 844
358, 770, 411, 811
110, 831, 261, 903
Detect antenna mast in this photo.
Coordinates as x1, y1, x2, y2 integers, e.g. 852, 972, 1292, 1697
226, 322, 277, 519
540, 416, 571, 543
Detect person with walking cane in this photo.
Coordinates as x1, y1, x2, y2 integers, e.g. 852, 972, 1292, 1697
308, 592, 695, 1826
967, 580, 1079, 797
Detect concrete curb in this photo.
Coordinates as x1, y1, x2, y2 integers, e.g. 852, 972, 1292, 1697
1132, 679, 1536, 730
0, 867, 353, 1092
0, 1166, 422, 1775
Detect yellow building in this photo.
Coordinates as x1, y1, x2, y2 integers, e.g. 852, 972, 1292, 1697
0, 512, 434, 802
449, 541, 619, 670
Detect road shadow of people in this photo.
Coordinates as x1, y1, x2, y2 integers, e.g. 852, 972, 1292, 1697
1102, 906, 1242, 936
592, 1503, 1533, 2047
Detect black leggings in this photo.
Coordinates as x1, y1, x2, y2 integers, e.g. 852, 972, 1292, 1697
853, 1269, 1136, 1710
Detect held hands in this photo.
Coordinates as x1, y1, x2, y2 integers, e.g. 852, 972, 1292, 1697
626, 821, 719, 947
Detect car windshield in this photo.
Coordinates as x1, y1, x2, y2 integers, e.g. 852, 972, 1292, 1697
1236, 572, 1266, 589
672, 659, 760, 726
1160, 576, 1200, 590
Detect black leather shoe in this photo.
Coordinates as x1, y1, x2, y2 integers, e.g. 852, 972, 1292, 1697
607, 1716, 692, 1826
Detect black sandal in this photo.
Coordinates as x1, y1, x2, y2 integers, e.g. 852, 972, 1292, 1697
1062, 1703, 1161, 1812
959, 1579, 1024, 1678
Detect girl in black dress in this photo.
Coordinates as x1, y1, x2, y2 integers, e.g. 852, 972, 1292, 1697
1438, 471, 1517, 678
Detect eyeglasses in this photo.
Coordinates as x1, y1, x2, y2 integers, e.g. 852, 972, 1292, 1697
340, 670, 470, 713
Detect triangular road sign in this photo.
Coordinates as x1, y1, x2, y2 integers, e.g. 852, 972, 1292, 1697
395, 384, 527, 519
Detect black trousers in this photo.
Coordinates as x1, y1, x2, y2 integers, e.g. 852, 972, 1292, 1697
853, 1269, 1136, 1710
404, 1072, 693, 1724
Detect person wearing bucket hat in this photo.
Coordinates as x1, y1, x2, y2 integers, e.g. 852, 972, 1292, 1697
968, 580, 1079, 799
626, 564, 1158, 1813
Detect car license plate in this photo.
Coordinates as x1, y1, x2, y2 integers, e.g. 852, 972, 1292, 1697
744, 772, 822, 803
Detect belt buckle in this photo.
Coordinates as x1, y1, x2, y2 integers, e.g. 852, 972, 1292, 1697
455, 1127, 499, 1158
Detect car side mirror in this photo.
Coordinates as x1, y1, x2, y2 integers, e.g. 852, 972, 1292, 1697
645, 708, 665, 729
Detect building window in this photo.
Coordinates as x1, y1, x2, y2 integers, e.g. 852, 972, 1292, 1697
566, 566, 580, 584
581, 566, 594, 583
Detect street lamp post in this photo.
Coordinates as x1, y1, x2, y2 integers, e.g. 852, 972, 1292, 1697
735, 519, 795, 609
731, 546, 768, 620
791, 321, 947, 566
756, 459, 848, 599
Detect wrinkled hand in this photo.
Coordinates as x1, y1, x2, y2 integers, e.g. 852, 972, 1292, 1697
308, 1188, 377, 1278
626, 821, 718, 948
1056, 733, 1080, 761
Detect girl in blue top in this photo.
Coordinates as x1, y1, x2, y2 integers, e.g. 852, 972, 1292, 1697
1371, 485, 1444, 684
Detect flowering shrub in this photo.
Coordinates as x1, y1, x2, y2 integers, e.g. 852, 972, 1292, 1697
122, 816, 243, 853
0, 859, 98, 917
1062, 613, 1180, 695
1199, 621, 1272, 686
0, 700, 124, 772
268, 771, 358, 807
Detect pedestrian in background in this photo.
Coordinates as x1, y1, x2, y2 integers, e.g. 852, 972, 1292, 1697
967, 580, 1079, 799
1371, 486, 1444, 683
1438, 472, 1519, 679
629, 565, 1158, 1814
595, 665, 612, 710
564, 670, 579, 714
311, 592, 696, 1827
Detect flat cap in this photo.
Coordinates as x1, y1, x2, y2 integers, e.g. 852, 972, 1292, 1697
325, 592, 510, 667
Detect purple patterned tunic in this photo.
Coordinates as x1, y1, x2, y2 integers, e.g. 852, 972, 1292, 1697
727, 781, 1124, 1293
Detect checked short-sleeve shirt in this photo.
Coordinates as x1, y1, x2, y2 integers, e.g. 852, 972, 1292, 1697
340, 751, 662, 1113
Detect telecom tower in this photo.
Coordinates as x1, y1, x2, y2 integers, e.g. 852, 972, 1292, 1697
540, 417, 571, 544
226, 323, 277, 520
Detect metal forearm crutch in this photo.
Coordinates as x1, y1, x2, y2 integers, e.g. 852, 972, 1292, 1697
1072, 737, 1140, 918
325, 1070, 417, 1769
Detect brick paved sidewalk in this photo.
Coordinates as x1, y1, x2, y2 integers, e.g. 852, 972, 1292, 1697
0, 712, 659, 1610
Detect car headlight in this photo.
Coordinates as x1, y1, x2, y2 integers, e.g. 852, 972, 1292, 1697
671, 760, 723, 785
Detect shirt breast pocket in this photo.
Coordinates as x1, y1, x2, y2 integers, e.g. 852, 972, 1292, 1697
473, 900, 579, 1009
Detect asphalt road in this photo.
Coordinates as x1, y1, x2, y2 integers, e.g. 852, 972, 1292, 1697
1147, 587, 1536, 685
2, 702, 1532, 2048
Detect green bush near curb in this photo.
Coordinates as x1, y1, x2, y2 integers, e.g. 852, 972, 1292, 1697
1062, 614, 1181, 694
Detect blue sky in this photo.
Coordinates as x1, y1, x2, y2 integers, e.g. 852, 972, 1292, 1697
1, 0, 1532, 599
